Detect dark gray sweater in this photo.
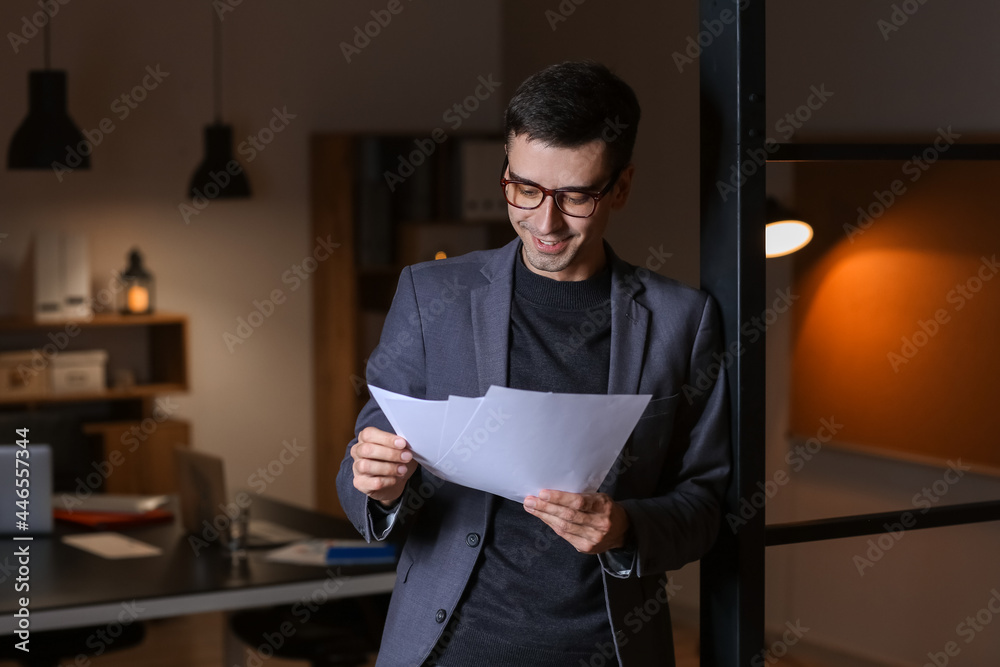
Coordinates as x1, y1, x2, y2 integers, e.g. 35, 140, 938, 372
429, 251, 615, 666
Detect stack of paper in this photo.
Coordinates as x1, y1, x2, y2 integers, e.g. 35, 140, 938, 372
368, 385, 650, 502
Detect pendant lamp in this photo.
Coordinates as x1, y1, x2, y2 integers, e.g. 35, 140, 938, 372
7, 22, 89, 170
188, 5, 250, 199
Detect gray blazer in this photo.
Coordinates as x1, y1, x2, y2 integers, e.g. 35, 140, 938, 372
336, 239, 731, 666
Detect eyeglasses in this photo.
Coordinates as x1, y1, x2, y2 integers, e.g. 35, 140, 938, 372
499, 156, 621, 219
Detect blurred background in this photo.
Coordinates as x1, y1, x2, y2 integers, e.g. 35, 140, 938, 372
2, 1, 1000, 665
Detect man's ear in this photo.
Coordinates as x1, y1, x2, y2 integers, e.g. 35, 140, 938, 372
610, 164, 635, 211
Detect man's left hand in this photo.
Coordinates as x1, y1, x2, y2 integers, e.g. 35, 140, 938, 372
523, 490, 630, 555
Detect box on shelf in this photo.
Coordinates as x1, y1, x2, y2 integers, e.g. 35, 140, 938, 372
0, 351, 49, 397
49, 350, 108, 394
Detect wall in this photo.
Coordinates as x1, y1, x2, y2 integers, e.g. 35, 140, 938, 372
0, 0, 503, 506
503, 0, 702, 288
767, 1, 1000, 663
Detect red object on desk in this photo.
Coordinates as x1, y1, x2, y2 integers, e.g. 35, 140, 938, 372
54, 508, 174, 530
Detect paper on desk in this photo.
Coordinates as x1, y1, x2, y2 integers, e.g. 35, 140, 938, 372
368, 385, 651, 502
62, 532, 163, 559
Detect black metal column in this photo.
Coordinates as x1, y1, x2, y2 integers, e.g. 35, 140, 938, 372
698, 0, 767, 665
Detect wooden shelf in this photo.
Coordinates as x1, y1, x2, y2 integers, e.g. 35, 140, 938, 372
0, 312, 188, 396
0, 310, 191, 494
0, 382, 187, 406
0, 312, 187, 331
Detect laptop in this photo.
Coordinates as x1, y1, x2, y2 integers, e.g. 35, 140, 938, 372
173, 447, 309, 547
0, 444, 53, 535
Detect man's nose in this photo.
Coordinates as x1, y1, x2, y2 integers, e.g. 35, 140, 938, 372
534, 195, 564, 235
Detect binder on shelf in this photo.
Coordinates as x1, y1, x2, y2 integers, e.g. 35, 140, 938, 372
33, 232, 63, 322
30, 231, 93, 323
62, 232, 92, 320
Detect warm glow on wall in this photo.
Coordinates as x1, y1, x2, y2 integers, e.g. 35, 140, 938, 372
766, 220, 814, 258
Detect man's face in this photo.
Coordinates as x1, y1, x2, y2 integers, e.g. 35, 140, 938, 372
505, 134, 633, 282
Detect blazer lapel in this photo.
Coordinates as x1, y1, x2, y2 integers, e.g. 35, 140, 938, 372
608, 250, 649, 396
470, 240, 517, 395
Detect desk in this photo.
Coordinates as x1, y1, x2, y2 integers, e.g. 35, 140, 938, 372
0, 496, 396, 635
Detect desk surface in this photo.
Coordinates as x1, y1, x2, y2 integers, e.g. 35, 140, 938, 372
0, 496, 396, 634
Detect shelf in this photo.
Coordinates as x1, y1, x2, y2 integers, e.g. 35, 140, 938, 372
0, 312, 187, 331
768, 143, 1000, 163
0, 382, 187, 406
0, 312, 188, 407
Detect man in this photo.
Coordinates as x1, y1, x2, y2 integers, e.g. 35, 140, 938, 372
336, 61, 730, 666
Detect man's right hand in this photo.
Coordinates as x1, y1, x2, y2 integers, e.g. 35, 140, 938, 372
350, 426, 418, 507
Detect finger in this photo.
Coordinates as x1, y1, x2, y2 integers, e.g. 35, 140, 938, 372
530, 509, 602, 548
525, 495, 594, 525
353, 473, 401, 497
359, 426, 409, 450
527, 503, 598, 538
354, 457, 409, 478
537, 489, 595, 513
352, 440, 413, 465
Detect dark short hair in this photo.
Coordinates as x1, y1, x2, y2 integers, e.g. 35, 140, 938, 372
504, 61, 641, 175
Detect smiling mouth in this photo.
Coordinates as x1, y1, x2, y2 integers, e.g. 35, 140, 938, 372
532, 235, 569, 254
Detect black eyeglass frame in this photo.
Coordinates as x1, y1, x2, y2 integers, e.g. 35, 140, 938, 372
499, 156, 623, 219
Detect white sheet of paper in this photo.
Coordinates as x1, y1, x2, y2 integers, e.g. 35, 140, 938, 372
368, 386, 449, 466
62, 532, 163, 559
368, 385, 651, 502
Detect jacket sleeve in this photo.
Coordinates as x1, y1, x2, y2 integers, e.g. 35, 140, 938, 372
604, 294, 732, 577
336, 265, 428, 541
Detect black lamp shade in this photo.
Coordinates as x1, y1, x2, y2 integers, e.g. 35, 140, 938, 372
188, 123, 251, 199
7, 71, 89, 170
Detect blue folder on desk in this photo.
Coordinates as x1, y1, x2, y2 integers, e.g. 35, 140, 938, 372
266, 539, 396, 566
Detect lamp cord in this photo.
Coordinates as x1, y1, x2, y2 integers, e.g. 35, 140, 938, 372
43, 19, 50, 69
213, 5, 222, 124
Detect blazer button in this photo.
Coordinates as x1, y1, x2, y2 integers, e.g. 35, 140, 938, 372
466, 533, 480, 547
435, 609, 447, 623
